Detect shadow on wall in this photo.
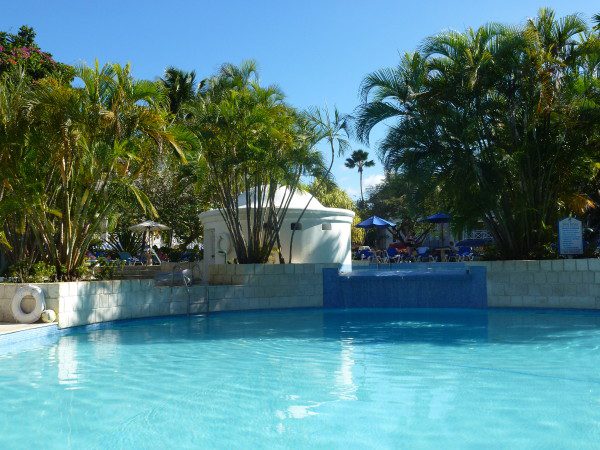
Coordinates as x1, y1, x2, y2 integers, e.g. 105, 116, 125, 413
49, 308, 600, 348
287, 220, 351, 264
296, 227, 350, 263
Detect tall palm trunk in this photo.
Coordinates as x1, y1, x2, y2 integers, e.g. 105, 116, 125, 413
359, 167, 364, 203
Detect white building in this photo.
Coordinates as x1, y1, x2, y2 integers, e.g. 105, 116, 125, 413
199, 187, 355, 273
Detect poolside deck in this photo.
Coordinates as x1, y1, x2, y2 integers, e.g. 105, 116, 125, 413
0, 322, 56, 336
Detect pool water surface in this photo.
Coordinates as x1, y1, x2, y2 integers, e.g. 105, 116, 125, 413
1, 308, 600, 448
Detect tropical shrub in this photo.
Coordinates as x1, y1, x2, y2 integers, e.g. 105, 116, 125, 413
8, 261, 56, 283
0, 63, 192, 279
93, 257, 125, 280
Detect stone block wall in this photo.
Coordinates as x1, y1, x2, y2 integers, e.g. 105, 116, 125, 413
467, 259, 600, 309
0, 263, 336, 328
56, 280, 208, 328
113, 261, 202, 280
0, 280, 208, 328
206, 263, 337, 311
4, 259, 599, 330
0, 282, 60, 322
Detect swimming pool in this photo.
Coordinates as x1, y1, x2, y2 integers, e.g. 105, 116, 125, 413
1, 308, 600, 448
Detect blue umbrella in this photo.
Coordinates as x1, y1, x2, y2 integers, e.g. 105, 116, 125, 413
420, 212, 451, 223
419, 212, 451, 246
355, 216, 396, 229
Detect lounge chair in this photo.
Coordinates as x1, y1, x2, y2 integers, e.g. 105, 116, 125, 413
359, 249, 375, 261
457, 246, 474, 261
416, 246, 436, 262
118, 252, 143, 265
385, 247, 403, 263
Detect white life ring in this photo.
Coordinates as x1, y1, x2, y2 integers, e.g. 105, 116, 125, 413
11, 284, 46, 324
217, 233, 232, 254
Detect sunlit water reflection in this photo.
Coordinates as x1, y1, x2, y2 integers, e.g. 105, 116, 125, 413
2, 308, 600, 448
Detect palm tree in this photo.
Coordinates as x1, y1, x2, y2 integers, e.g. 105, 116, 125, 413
0, 62, 192, 279
344, 149, 375, 202
354, 8, 596, 259
161, 67, 197, 116
0, 68, 39, 267
185, 61, 323, 263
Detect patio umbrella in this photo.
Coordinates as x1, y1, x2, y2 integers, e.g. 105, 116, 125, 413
420, 212, 451, 224
419, 212, 451, 246
129, 220, 170, 233
129, 220, 170, 249
355, 216, 396, 229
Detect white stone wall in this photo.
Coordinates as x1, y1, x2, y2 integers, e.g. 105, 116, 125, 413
0, 282, 60, 322
206, 263, 334, 311
468, 259, 600, 309
56, 280, 208, 328
0, 280, 208, 328
0, 263, 335, 328
4, 259, 597, 329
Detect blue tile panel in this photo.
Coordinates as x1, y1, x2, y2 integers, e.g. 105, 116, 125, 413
323, 265, 487, 309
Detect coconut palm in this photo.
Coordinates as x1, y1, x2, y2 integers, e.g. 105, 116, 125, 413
344, 149, 375, 202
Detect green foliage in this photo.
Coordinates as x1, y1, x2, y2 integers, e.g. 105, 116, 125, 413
8, 261, 56, 283
93, 257, 124, 280
138, 161, 211, 248
0, 62, 192, 279
364, 171, 440, 222
161, 67, 197, 116
355, 9, 600, 259
185, 61, 323, 263
0, 25, 72, 80
106, 229, 144, 256
108, 161, 210, 251
160, 246, 203, 262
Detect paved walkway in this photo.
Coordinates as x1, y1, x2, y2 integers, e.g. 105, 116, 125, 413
0, 322, 56, 336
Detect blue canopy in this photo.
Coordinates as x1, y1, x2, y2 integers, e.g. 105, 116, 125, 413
420, 212, 451, 224
355, 216, 396, 229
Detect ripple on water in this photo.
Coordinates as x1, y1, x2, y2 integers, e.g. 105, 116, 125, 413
1, 308, 600, 448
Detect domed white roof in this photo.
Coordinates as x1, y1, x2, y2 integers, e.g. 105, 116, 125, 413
237, 186, 325, 210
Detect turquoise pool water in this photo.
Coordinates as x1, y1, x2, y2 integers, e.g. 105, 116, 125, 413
1, 308, 600, 448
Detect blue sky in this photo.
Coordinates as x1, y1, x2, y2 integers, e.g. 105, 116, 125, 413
2, 1, 597, 199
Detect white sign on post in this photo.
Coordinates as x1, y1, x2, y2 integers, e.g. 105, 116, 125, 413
558, 217, 583, 256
